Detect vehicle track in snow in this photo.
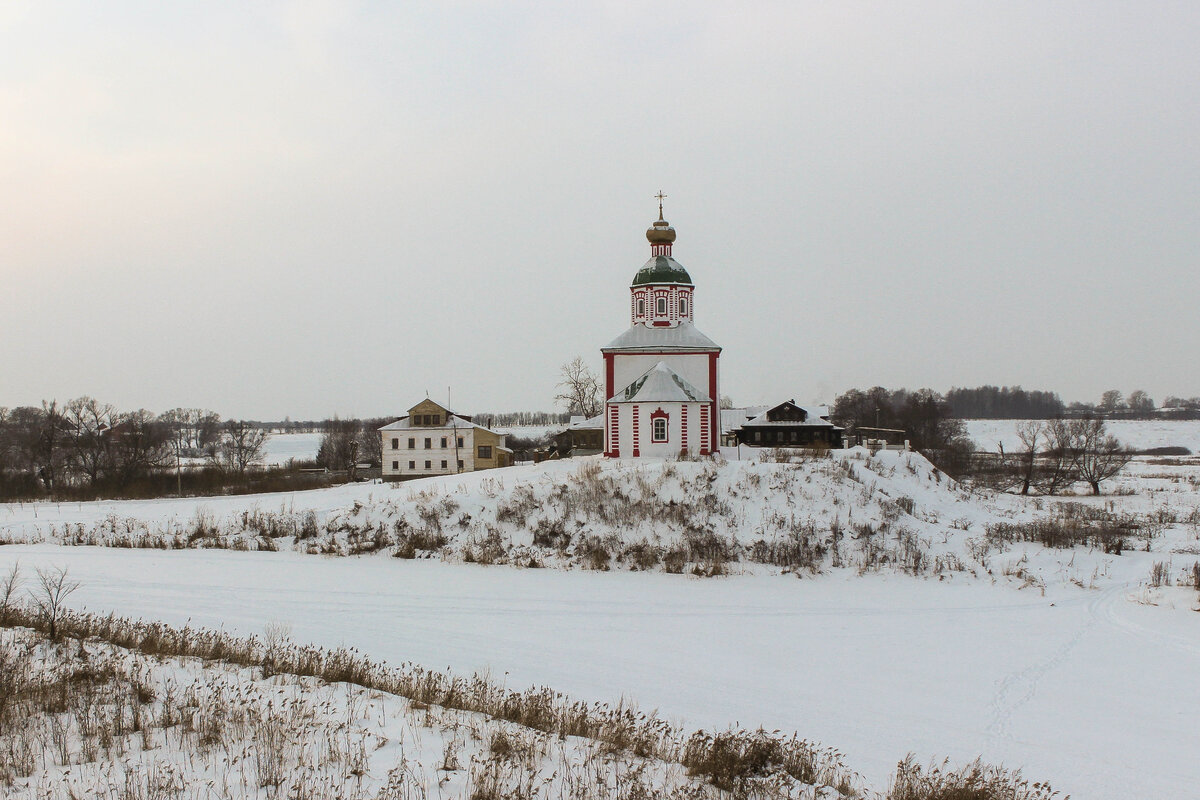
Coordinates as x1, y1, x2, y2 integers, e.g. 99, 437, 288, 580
986, 577, 1200, 745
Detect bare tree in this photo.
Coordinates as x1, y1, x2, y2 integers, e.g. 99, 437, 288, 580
554, 357, 602, 418
30, 566, 80, 639
108, 409, 172, 488
214, 420, 270, 477
1013, 420, 1044, 496
64, 396, 116, 486
1126, 390, 1154, 414
21, 401, 70, 492
1067, 418, 1133, 495
1039, 418, 1075, 496
1099, 389, 1125, 413
0, 562, 22, 624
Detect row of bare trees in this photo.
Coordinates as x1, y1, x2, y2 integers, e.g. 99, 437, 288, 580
315, 417, 388, 473
830, 386, 976, 474
0, 399, 269, 499
1001, 418, 1132, 495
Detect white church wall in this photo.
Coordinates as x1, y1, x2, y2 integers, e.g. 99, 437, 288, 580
612, 401, 709, 458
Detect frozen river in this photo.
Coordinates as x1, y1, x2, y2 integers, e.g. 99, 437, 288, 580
0, 545, 1196, 797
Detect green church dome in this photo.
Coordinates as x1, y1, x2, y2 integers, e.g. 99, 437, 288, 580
631, 255, 693, 286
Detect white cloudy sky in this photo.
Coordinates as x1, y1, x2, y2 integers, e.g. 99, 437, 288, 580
2, 1, 1197, 420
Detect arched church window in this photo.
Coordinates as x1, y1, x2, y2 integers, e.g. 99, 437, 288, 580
637, 298, 645, 316
656, 297, 666, 315
680, 297, 688, 316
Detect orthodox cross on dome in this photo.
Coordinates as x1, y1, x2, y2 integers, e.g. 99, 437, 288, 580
655, 190, 667, 220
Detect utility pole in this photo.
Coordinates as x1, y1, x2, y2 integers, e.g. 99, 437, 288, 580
449, 386, 461, 473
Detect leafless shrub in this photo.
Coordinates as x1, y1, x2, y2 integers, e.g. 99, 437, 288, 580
986, 504, 1141, 553
577, 535, 613, 571
0, 564, 21, 625
888, 754, 1061, 799
621, 541, 661, 571
1186, 561, 1200, 592
662, 547, 688, 574
1149, 561, 1171, 588
681, 728, 853, 795
30, 566, 80, 640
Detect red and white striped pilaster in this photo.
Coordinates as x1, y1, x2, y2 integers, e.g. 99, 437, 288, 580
681, 405, 689, 453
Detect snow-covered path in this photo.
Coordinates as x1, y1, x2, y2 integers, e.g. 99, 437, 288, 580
0, 545, 1195, 797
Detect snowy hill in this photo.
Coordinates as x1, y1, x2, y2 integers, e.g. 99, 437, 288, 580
5, 447, 1192, 594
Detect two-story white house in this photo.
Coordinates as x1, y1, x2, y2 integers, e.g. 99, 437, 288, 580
379, 399, 510, 480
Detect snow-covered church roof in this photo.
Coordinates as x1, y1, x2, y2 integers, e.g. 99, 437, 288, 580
609, 362, 711, 404
602, 321, 721, 353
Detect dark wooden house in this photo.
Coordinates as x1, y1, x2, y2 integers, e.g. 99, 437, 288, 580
734, 400, 844, 448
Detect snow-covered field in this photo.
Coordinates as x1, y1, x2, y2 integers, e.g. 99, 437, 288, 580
492, 424, 561, 440
1, 545, 1197, 798
257, 427, 557, 467
1, 448, 1198, 798
260, 431, 323, 464
3, 625, 716, 800
967, 418, 1200, 453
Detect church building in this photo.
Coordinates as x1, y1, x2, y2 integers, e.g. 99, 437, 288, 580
602, 199, 721, 458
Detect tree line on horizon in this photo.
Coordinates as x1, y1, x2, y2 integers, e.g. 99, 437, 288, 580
0, 400, 275, 501
938, 386, 1197, 420
829, 386, 1139, 493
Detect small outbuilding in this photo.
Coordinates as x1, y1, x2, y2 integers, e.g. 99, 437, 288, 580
552, 414, 604, 457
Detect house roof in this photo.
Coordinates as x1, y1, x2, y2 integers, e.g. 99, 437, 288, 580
568, 413, 605, 430
378, 414, 501, 435
602, 320, 721, 352
720, 406, 769, 434
609, 362, 711, 404
742, 400, 843, 429
407, 399, 452, 415
631, 255, 693, 287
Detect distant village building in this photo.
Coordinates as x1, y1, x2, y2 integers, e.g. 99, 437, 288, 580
379, 399, 510, 480
731, 400, 844, 448
602, 197, 721, 458
720, 406, 768, 448
552, 414, 604, 457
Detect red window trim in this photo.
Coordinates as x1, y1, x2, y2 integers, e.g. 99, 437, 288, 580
650, 407, 669, 442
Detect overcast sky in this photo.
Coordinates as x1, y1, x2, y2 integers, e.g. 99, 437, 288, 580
2, 1, 1197, 420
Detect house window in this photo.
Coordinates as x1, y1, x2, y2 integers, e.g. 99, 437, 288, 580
441, 460, 447, 469
432, 415, 441, 425
408, 460, 415, 469
424, 438, 432, 449
478, 445, 492, 459
391, 438, 399, 449
440, 437, 447, 448
457, 460, 464, 470
457, 437, 464, 448
680, 297, 687, 315
392, 460, 398, 470
424, 460, 431, 469
754, 431, 762, 442
656, 297, 666, 315
408, 438, 415, 448
637, 298, 645, 316
652, 417, 668, 442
